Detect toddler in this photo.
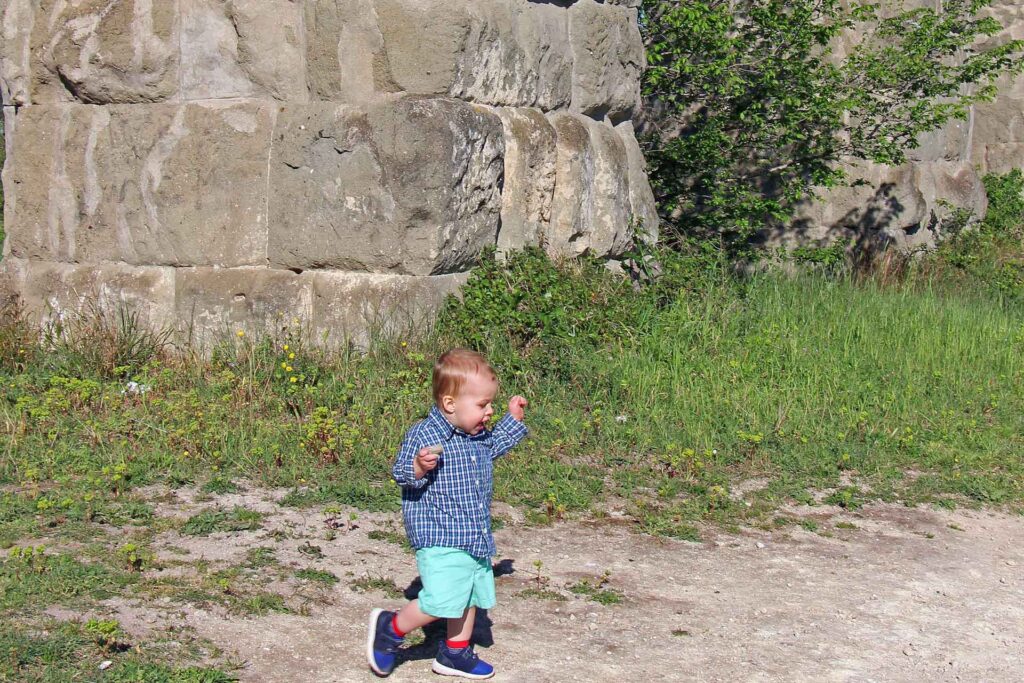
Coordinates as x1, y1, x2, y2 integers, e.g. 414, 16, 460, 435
367, 348, 528, 679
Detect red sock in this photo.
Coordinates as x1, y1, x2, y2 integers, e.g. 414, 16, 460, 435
446, 639, 470, 650
391, 614, 407, 638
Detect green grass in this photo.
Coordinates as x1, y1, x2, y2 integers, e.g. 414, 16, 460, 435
181, 508, 263, 536
350, 575, 404, 599
0, 243, 1021, 546
0, 621, 236, 681
566, 574, 623, 605
0, 550, 135, 614
295, 568, 339, 585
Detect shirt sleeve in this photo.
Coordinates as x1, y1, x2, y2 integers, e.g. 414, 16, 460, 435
392, 429, 430, 489
490, 412, 528, 460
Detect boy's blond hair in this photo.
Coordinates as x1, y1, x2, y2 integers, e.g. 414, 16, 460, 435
432, 349, 497, 404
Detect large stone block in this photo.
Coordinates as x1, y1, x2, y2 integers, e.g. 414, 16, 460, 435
1, 0, 34, 105
5, 101, 274, 267
311, 270, 467, 346
615, 120, 659, 242
175, 267, 313, 345
304, 0, 398, 102
2, 106, 16, 252
9, 258, 176, 331
268, 97, 504, 275
174, 267, 464, 349
370, 0, 573, 110
784, 158, 986, 251
494, 107, 557, 256
29, 0, 179, 104
547, 112, 633, 257
181, 0, 306, 101
568, 0, 643, 121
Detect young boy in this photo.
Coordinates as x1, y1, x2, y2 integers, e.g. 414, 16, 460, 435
367, 348, 528, 679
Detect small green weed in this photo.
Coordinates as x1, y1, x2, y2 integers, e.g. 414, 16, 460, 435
181, 507, 263, 536
201, 477, 239, 495
566, 571, 623, 606
295, 568, 339, 585
367, 526, 411, 551
350, 575, 403, 599
243, 547, 278, 569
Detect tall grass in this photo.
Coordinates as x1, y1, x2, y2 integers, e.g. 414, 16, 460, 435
0, 247, 1021, 541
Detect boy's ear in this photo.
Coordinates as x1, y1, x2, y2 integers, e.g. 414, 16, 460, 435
440, 395, 457, 414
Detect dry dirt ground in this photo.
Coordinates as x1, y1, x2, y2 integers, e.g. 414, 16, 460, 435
75, 486, 1024, 682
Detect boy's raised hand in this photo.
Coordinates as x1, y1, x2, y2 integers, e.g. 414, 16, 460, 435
508, 395, 528, 422
413, 447, 440, 480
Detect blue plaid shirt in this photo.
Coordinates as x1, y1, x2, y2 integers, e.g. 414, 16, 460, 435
392, 405, 528, 559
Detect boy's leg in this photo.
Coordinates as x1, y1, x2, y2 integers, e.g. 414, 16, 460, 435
394, 599, 439, 635
445, 606, 476, 644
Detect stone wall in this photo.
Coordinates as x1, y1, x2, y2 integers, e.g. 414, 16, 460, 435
0, 0, 658, 347
779, 0, 1024, 251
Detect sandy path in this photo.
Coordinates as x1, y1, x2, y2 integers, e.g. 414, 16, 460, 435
117, 490, 1024, 682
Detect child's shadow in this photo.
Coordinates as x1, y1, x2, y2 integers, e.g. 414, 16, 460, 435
398, 559, 514, 663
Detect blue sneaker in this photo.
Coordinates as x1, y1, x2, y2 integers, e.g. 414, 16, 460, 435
366, 608, 403, 677
431, 642, 494, 679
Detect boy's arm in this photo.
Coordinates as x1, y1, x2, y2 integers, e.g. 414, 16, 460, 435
490, 412, 528, 460
392, 434, 431, 489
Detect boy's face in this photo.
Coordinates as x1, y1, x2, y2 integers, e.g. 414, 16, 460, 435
440, 371, 498, 435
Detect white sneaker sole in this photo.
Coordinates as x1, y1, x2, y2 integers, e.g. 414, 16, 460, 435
431, 659, 495, 680
367, 608, 388, 676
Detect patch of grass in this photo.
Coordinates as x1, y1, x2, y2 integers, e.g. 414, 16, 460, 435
1, 242, 1022, 550
0, 621, 237, 682
243, 547, 278, 569
367, 525, 411, 551
566, 572, 623, 606
281, 482, 398, 513
0, 548, 135, 614
295, 568, 339, 585
514, 587, 567, 602
234, 592, 288, 616
201, 477, 240, 495
350, 575, 403, 599
835, 521, 859, 530
181, 507, 263, 536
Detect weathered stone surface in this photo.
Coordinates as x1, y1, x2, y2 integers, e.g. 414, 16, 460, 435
9, 258, 176, 330
176, 267, 313, 344
568, 0, 643, 121
972, 96, 1024, 175
547, 112, 633, 257
615, 120, 659, 242
181, 0, 306, 101
176, 267, 465, 348
372, 0, 573, 110
2, 106, 16, 250
494, 107, 557, 256
268, 97, 505, 275
29, 0, 179, 104
1, 0, 34, 105
1, 0, 658, 344
304, 0, 398, 102
5, 101, 274, 267
785, 159, 986, 251
311, 271, 467, 346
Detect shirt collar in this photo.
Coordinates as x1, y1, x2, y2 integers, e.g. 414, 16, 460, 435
427, 405, 481, 440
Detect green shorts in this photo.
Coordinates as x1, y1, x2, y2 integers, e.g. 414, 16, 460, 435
415, 547, 496, 619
